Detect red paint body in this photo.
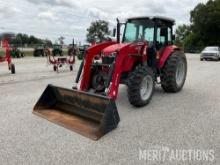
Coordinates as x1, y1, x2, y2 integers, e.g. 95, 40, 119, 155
48, 54, 75, 65
0, 39, 12, 66
79, 41, 180, 100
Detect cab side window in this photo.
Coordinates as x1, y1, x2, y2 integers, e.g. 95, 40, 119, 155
156, 26, 172, 50
156, 27, 167, 50
144, 28, 154, 43
167, 27, 172, 44
157, 28, 165, 46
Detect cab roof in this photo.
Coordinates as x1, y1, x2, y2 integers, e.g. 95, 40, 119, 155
127, 16, 175, 24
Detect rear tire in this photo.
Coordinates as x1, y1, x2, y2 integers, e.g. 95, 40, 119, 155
127, 65, 155, 107
161, 51, 187, 92
11, 64, 15, 74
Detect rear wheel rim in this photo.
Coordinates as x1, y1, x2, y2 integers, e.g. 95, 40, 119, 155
176, 60, 186, 87
140, 75, 153, 101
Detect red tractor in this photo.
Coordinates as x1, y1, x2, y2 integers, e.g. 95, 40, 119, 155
34, 16, 187, 140
0, 34, 15, 74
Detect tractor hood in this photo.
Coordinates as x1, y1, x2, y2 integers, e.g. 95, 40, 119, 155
102, 43, 131, 54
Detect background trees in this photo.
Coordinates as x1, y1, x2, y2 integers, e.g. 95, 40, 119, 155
9, 33, 53, 47
86, 20, 110, 43
175, 0, 220, 52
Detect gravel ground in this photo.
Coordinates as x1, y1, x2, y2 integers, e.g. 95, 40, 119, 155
0, 54, 219, 165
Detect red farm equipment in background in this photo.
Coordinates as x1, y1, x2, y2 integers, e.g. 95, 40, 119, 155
47, 50, 75, 72
45, 39, 75, 72
0, 33, 15, 74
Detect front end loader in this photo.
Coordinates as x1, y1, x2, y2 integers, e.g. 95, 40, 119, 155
33, 16, 187, 140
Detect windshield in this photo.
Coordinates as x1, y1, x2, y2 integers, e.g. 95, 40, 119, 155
204, 47, 218, 51
123, 19, 155, 43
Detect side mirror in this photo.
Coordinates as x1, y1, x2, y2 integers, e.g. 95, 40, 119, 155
172, 34, 176, 41
113, 28, 116, 37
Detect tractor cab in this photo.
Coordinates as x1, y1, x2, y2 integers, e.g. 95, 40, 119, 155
122, 16, 175, 49
116, 17, 176, 72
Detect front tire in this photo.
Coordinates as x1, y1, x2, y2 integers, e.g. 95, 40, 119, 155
11, 64, 15, 74
53, 65, 57, 72
161, 51, 187, 92
70, 65, 73, 71
127, 65, 155, 107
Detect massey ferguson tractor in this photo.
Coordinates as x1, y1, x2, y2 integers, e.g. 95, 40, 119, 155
33, 16, 187, 140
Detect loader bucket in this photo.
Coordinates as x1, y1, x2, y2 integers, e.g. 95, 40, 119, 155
33, 85, 120, 140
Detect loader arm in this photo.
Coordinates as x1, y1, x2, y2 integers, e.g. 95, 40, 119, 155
79, 41, 117, 91
107, 42, 147, 99
107, 48, 131, 99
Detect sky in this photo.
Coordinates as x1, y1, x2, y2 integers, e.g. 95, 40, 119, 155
0, 0, 208, 44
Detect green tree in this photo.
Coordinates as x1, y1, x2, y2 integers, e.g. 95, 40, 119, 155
175, 24, 192, 47
86, 20, 110, 43
190, 0, 220, 46
58, 36, 65, 45
28, 35, 41, 45
175, 0, 220, 52
9, 33, 52, 47
44, 39, 53, 47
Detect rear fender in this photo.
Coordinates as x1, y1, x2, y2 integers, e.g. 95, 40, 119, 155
80, 41, 117, 90
158, 45, 181, 69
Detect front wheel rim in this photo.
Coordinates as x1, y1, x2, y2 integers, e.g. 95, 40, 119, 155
140, 75, 153, 101
176, 60, 186, 87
